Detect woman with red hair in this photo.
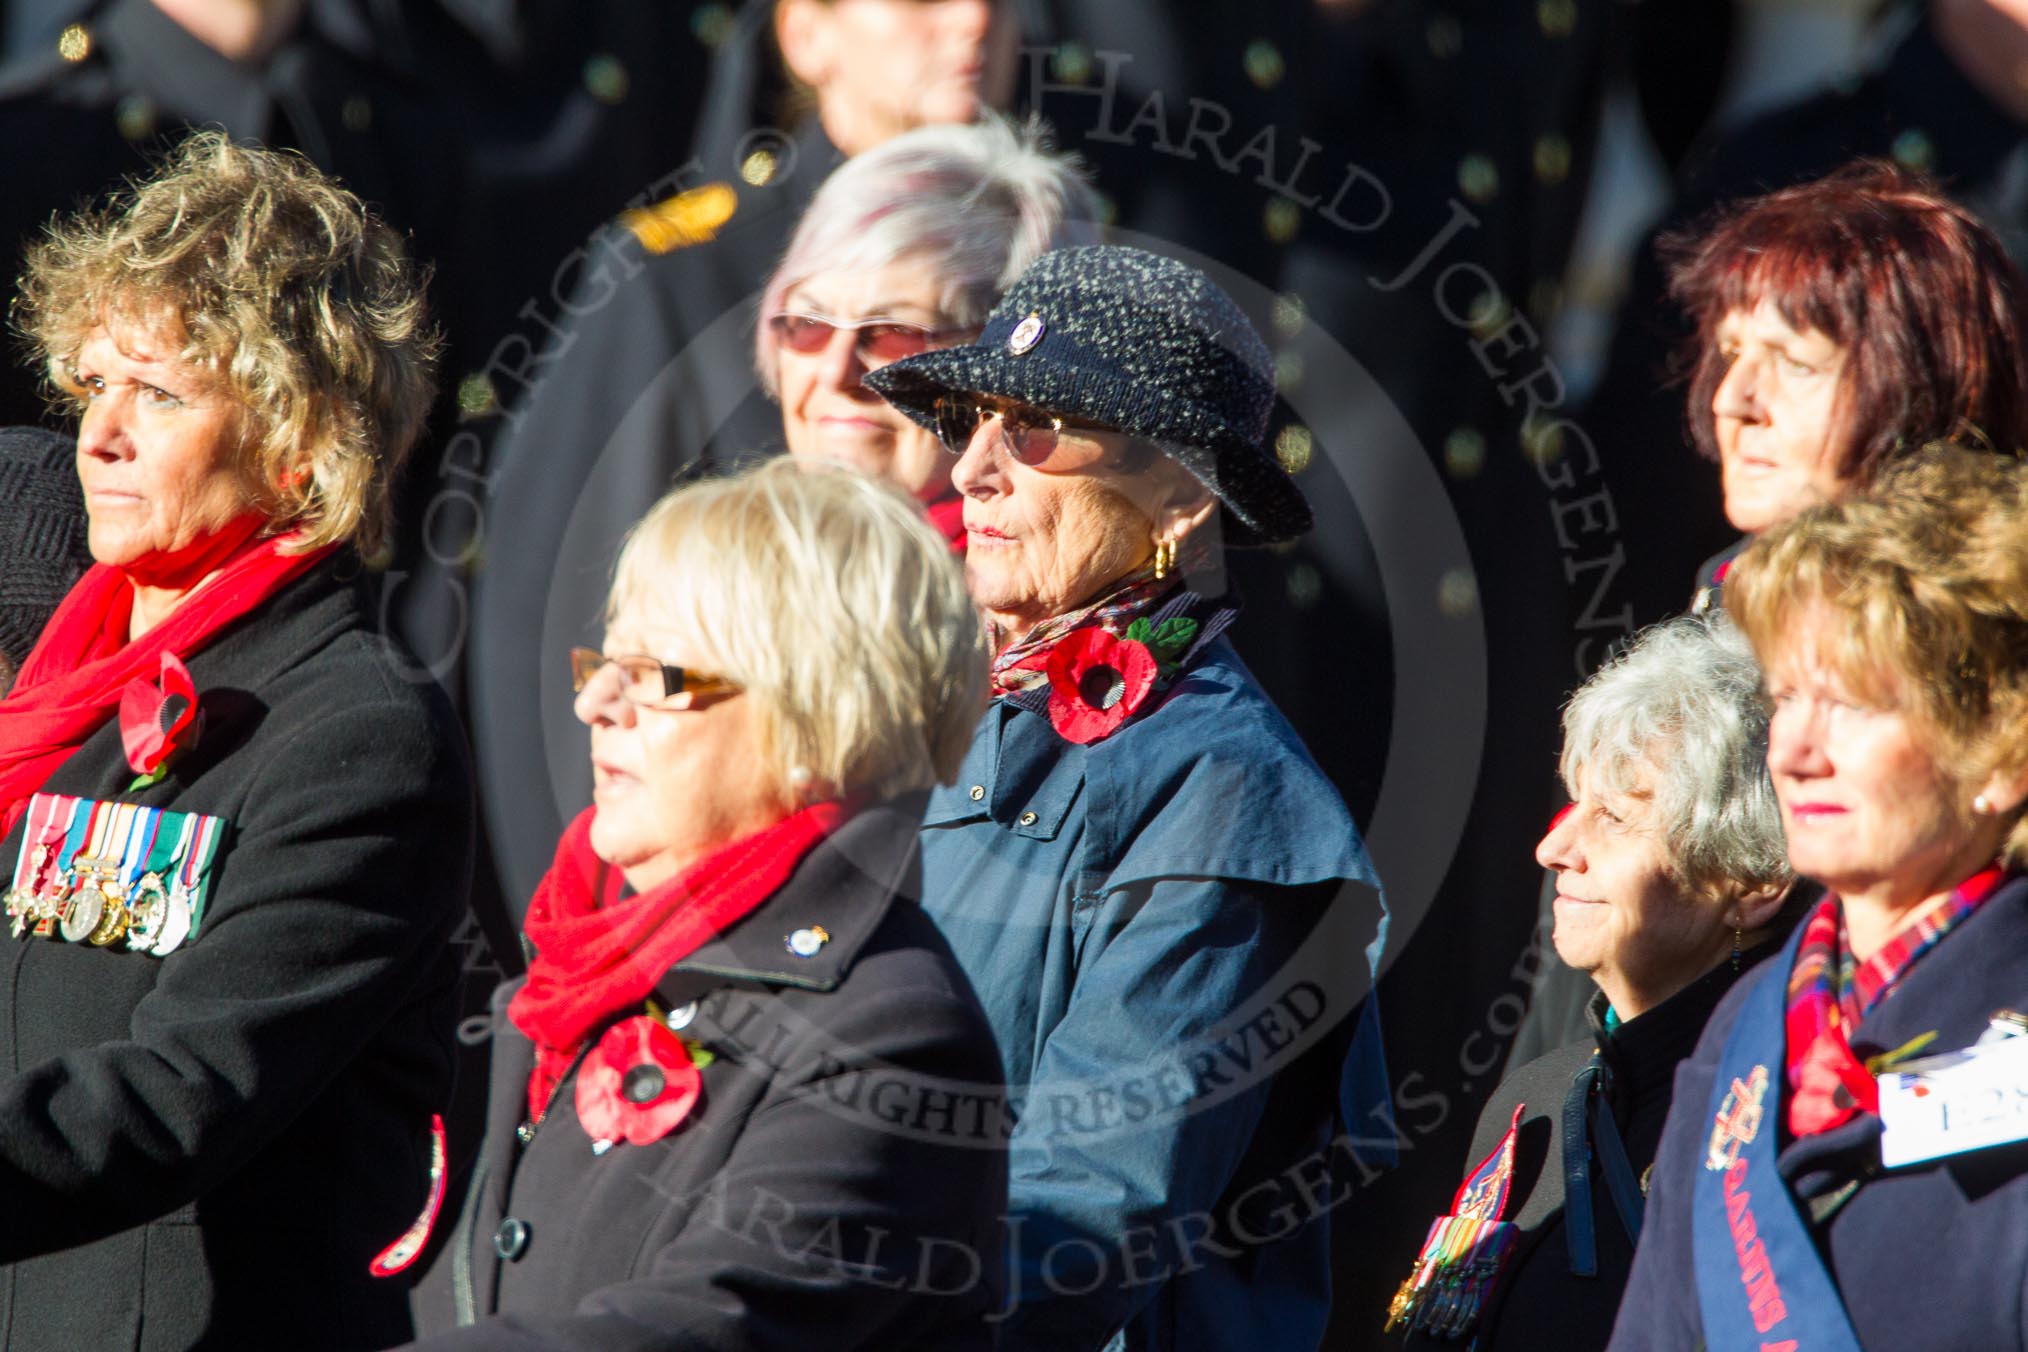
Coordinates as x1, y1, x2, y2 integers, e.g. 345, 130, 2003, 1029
1664, 161, 2028, 603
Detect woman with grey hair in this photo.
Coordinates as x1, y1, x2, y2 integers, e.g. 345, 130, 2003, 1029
759, 114, 1099, 540
1388, 612, 1794, 1350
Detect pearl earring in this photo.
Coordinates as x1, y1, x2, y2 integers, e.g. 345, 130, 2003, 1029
1975, 793, 1994, 815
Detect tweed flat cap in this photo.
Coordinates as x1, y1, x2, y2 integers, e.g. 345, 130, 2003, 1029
0, 427, 91, 666
864, 245, 1311, 545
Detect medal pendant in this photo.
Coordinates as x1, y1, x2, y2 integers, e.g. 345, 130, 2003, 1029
87, 887, 131, 947
33, 877, 72, 938
126, 876, 168, 951
150, 889, 192, 956
59, 887, 104, 944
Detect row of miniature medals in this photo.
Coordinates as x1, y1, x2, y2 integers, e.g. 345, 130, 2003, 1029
5, 793, 223, 955
1386, 1105, 1524, 1341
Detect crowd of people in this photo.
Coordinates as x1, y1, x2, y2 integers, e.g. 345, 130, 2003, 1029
1, 4, 2027, 1352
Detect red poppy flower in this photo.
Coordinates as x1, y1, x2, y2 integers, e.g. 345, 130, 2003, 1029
1043, 627, 1158, 745
576, 1015, 703, 1147
120, 652, 201, 779
1789, 1029, 1879, 1136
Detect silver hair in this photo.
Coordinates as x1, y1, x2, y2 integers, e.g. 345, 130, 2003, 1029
755, 113, 1101, 393
1560, 612, 1791, 901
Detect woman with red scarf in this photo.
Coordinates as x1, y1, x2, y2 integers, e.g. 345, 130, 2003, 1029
406, 459, 1003, 1349
0, 132, 469, 1349
1612, 446, 2028, 1351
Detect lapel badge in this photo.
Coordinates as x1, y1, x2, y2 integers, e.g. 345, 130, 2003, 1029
1007, 313, 1046, 355
1706, 1062, 1770, 1171
785, 926, 830, 959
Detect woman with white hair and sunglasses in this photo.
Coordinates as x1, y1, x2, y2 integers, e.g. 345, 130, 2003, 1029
757, 113, 1100, 544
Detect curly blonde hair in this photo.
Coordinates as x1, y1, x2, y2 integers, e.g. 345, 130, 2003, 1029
1727, 443, 2028, 866
13, 130, 439, 556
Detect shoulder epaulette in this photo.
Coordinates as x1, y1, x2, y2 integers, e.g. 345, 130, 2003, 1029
620, 182, 739, 256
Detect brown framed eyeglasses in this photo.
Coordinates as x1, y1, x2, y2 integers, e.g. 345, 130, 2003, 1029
569, 647, 739, 707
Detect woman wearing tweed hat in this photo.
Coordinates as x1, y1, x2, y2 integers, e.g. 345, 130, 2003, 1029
865, 244, 1385, 1351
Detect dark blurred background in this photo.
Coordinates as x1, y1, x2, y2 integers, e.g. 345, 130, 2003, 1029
5, 3, 2023, 1348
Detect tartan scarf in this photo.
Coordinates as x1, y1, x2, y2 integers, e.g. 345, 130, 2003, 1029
1784, 863, 2010, 1136
987, 566, 1179, 699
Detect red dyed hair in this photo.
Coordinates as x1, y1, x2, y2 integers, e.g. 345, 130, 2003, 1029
1664, 161, 2028, 486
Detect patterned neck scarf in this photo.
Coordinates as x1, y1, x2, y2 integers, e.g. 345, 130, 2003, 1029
987, 566, 1180, 699
1784, 863, 2010, 1136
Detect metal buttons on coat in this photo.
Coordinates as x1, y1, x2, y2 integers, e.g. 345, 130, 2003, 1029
494, 1217, 531, 1261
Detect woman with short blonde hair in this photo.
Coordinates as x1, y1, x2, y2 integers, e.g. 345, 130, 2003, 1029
606, 457, 989, 801
411, 458, 1004, 1348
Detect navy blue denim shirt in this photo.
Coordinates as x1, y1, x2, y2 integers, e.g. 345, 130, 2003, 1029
919, 634, 1385, 1352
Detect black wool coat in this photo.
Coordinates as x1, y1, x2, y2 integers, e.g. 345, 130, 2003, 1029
405, 800, 1009, 1352
1613, 875, 2028, 1351
0, 557, 472, 1350
1408, 957, 1765, 1352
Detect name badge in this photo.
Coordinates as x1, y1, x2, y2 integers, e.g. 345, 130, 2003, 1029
1878, 1026, 2028, 1168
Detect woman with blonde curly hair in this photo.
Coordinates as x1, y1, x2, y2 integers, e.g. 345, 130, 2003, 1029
1613, 445, 2028, 1351
0, 130, 471, 1348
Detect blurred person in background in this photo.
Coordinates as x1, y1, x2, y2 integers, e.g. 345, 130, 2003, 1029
0, 427, 93, 696
0, 132, 469, 1350
759, 114, 1098, 543
1613, 445, 2028, 1351
1391, 612, 1793, 1349
866, 244, 1384, 1351
408, 460, 1004, 1349
468, 0, 1021, 913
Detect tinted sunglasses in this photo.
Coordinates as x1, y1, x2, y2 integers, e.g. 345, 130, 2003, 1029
569, 647, 739, 707
768, 312, 958, 364
933, 395, 1122, 468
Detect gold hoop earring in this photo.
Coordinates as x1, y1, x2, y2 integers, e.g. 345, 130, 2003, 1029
1153, 536, 1176, 580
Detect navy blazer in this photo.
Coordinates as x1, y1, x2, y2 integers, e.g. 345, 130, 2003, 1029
1611, 874, 2028, 1351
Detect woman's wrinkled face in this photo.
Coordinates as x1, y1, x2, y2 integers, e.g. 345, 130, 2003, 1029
574, 603, 789, 891
1710, 301, 1853, 535
780, 0, 1017, 152
72, 323, 250, 575
1537, 763, 1729, 1017
1763, 612, 2004, 911
776, 259, 958, 501
948, 400, 1193, 640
